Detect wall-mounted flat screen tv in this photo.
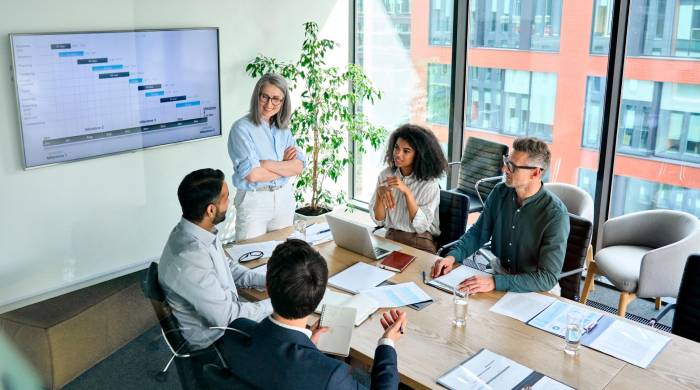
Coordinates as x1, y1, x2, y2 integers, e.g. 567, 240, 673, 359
10, 28, 221, 168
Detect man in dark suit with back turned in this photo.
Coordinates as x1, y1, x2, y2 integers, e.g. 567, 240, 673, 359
220, 239, 406, 389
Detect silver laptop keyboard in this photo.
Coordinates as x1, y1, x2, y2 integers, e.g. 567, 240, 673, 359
374, 247, 390, 257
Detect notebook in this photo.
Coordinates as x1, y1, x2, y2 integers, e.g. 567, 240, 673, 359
314, 289, 380, 326
327, 262, 395, 294
316, 304, 357, 357
378, 251, 416, 272
426, 265, 490, 297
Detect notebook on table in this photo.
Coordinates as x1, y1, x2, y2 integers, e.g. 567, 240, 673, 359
378, 251, 416, 273
314, 289, 380, 326
327, 262, 395, 294
316, 304, 357, 357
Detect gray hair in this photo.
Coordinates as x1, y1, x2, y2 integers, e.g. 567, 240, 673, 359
512, 137, 551, 170
249, 73, 292, 129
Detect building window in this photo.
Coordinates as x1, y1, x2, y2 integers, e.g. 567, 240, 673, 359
430, 0, 453, 46
593, 0, 700, 57
582, 77, 604, 149
655, 83, 700, 163
470, 0, 562, 51
467, 66, 555, 140
577, 168, 598, 201
611, 175, 700, 218
427, 63, 452, 125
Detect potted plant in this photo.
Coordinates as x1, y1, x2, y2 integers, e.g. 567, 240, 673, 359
246, 22, 387, 217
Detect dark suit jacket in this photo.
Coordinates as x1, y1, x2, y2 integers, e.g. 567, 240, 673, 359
217, 317, 399, 390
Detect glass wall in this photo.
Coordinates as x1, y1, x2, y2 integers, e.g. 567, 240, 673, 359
353, 0, 453, 203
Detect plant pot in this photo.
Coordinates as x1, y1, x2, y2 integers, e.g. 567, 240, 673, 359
295, 206, 332, 221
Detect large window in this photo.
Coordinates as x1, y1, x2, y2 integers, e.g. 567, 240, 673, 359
353, 0, 453, 203
466, 67, 556, 141
469, 0, 563, 51
352, 0, 700, 231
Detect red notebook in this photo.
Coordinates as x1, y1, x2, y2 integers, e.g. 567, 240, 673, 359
378, 251, 416, 273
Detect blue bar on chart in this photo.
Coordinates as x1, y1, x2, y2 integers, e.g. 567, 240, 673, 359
59, 51, 84, 57
77, 58, 108, 64
145, 91, 165, 97
92, 65, 123, 71
176, 101, 200, 108
51, 43, 71, 49
160, 96, 186, 103
98, 72, 130, 79
128, 78, 143, 84
138, 84, 161, 91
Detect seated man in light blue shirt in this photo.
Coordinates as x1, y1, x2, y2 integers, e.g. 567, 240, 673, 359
158, 168, 272, 351
228, 73, 305, 241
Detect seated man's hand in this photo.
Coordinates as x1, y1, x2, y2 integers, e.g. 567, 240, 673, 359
380, 309, 407, 342
309, 319, 329, 345
432, 256, 456, 278
458, 275, 495, 294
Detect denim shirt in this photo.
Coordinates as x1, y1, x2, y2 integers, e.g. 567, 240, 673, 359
227, 115, 305, 191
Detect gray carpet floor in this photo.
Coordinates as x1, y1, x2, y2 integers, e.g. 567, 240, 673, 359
63, 281, 675, 390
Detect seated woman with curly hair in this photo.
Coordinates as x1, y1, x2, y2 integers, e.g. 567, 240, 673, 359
369, 124, 448, 254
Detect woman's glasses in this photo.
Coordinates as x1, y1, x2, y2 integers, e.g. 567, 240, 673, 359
259, 93, 284, 106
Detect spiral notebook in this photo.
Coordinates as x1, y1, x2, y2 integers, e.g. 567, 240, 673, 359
316, 304, 357, 357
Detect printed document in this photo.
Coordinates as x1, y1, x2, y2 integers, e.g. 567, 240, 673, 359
489, 292, 556, 322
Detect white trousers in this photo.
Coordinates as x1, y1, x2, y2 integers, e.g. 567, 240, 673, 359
234, 183, 295, 241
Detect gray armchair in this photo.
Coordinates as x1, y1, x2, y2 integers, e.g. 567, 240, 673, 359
543, 182, 594, 222
581, 210, 700, 317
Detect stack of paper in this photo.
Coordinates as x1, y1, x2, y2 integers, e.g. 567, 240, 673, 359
328, 262, 394, 294
359, 282, 432, 308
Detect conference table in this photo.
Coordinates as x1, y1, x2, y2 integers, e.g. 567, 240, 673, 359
234, 214, 700, 390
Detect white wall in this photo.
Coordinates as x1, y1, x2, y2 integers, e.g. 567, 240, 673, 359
0, 0, 349, 312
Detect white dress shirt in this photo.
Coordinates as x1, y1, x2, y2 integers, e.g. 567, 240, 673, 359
369, 167, 441, 235
158, 218, 272, 349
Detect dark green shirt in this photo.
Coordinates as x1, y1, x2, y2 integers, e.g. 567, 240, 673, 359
447, 182, 570, 292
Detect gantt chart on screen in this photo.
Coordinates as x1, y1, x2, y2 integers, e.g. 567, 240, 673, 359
11, 29, 221, 168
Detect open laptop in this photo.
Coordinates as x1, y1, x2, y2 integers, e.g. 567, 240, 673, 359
325, 214, 400, 260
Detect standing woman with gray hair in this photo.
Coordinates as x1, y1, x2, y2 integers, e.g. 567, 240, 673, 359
228, 73, 305, 241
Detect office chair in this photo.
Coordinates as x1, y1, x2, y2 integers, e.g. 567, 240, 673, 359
436, 189, 470, 256
201, 324, 260, 389
449, 137, 509, 213
141, 262, 227, 389
649, 254, 700, 343
559, 213, 593, 301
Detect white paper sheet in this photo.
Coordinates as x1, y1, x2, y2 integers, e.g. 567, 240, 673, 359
328, 262, 394, 294
531, 376, 574, 390
588, 319, 670, 368
489, 292, 556, 322
226, 241, 282, 262
359, 282, 432, 308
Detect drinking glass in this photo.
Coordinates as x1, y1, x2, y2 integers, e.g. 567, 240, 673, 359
452, 287, 468, 327
565, 310, 583, 355
293, 219, 308, 240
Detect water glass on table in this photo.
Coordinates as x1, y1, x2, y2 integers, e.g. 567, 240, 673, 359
565, 310, 583, 355
293, 219, 308, 240
452, 287, 469, 327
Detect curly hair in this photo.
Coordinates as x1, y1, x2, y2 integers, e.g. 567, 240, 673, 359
383, 124, 448, 181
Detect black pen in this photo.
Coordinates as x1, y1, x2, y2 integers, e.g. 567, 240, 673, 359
318, 228, 331, 234
422, 271, 426, 284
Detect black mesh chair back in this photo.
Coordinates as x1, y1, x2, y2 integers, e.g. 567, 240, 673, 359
559, 213, 593, 301
141, 262, 223, 389
436, 190, 470, 256
671, 254, 700, 342
456, 137, 509, 213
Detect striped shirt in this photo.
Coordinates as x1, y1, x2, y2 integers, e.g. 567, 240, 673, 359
369, 167, 441, 236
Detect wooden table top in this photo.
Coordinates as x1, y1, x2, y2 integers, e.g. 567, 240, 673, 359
233, 214, 700, 390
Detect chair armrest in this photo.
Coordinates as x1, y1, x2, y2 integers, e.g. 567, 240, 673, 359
474, 176, 502, 205
558, 268, 584, 279
638, 231, 700, 297
437, 240, 460, 257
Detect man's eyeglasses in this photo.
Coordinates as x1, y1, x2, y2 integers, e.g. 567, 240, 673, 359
238, 250, 264, 262
259, 93, 284, 106
502, 155, 543, 173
